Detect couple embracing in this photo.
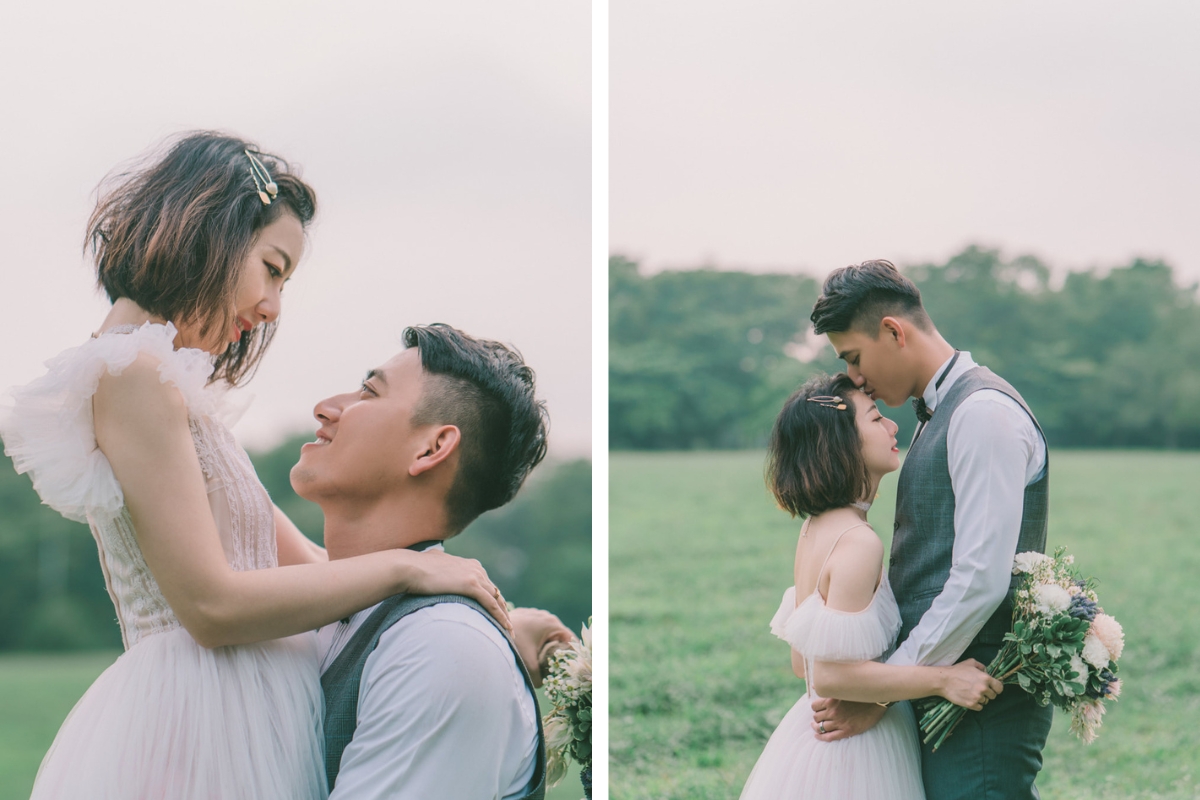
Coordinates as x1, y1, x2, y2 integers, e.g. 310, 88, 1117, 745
740, 261, 1053, 799
1, 132, 572, 799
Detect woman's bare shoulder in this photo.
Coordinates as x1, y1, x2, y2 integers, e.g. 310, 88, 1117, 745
822, 524, 884, 612
94, 352, 190, 442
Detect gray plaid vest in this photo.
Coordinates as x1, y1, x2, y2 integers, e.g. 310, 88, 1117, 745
889, 367, 1049, 648
320, 593, 547, 798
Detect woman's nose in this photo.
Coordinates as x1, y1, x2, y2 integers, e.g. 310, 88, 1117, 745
256, 284, 282, 324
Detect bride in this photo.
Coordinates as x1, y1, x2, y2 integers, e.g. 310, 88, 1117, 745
740, 373, 1002, 799
0, 132, 513, 799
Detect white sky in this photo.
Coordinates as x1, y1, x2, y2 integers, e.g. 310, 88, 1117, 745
612, 1, 1200, 285
0, 1, 590, 455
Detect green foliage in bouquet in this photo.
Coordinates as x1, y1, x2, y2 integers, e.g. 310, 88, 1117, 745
1005, 614, 1089, 703
921, 547, 1124, 751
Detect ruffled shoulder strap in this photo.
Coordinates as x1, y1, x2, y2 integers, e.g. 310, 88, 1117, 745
0, 322, 217, 523
772, 574, 901, 662
782, 583, 901, 662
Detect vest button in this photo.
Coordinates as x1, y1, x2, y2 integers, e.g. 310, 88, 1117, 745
894, 521, 900, 530
889, 557, 896, 566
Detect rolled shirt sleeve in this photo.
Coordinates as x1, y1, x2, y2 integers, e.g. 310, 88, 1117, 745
329, 603, 538, 800
888, 390, 1045, 667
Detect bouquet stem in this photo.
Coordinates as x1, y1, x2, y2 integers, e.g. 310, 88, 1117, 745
919, 645, 1023, 752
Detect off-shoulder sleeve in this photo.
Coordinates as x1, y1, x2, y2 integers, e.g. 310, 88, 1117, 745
0, 322, 216, 523
773, 587, 901, 663
769, 586, 798, 641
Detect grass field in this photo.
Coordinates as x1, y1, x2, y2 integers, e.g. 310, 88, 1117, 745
0, 653, 582, 800
611, 450, 1200, 800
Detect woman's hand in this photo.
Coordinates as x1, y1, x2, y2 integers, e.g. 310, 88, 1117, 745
939, 659, 1003, 711
402, 550, 513, 632
511, 607, 576, 687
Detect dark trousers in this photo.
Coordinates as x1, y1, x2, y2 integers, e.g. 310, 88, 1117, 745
918, 643, 1054, 800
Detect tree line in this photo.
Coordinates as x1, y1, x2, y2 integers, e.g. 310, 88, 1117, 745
610, 246, 1200, 450
0, 436, 591, 651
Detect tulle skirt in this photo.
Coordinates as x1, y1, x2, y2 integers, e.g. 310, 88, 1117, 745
31, 626, 327, 800
740, 694, 924, 800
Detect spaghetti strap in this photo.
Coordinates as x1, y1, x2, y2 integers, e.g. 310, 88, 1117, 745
815, 522, 873, 595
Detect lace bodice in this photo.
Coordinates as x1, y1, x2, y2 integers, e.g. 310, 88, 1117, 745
1, 323, 277, 649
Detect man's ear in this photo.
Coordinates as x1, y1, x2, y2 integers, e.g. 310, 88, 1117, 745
409, 425, 461, 477
879, 316, 908, 348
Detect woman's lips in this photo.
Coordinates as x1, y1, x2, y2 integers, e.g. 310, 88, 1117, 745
229, 317, 253, 343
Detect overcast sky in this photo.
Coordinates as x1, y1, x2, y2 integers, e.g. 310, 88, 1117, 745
612, 1, 1200, 285
0, 1, 590, 455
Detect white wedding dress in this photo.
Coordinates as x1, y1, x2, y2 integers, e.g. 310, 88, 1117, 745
740, 563, 925, 799
1, 323, 326, 799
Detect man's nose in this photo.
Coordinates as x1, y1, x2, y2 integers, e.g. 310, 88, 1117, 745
847, 365, 865, 386
314, 394, 346, 423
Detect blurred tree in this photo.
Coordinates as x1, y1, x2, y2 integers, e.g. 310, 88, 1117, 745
610, 249, 1200, 450
446, 458, 592, 632
0, 439, 591, 651
0, 464, 119, 651
610, 255, 822, 448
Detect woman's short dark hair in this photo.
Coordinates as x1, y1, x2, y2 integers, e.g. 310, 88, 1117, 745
766, 373, 871, 518
403, 323, 550, 533
810, 259, 931, 336
88, 131, 317, 386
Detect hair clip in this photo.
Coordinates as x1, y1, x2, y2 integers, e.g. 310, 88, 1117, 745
806, 395, 847, 410
244, 150, 278, 206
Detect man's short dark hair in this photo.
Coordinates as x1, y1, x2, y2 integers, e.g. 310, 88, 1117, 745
766, 373, 871, 518
810, 259, 931, 336
403, 323, 549, 532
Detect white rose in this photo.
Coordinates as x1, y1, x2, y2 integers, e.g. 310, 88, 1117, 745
1032, 583, 1071, 616
1013, 552, 1052, 574
1082, 632, 1112, 669
1066, 655, 1089, 695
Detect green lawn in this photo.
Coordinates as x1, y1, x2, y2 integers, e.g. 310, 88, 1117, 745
0, 653, 582, 800
610, 449, 1200, 800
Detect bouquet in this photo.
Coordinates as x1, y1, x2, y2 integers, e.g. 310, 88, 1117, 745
543, 617, 592, 797
920, 547, 1124, 751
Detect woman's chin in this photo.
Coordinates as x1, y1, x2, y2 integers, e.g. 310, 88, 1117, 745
872, 460, 900, 478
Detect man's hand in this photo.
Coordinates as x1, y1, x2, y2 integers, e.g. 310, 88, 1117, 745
809, 698, 888, 741
510, 607, 575, 688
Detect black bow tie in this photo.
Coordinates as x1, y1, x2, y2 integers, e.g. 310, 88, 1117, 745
913, 350, 962, 426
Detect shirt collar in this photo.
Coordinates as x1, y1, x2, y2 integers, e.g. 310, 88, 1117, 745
319, 542, 447, 671
921, 350, 976, 415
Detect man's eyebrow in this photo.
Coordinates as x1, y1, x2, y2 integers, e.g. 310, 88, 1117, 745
268, 244, 293, 273
364, 368, 388, 387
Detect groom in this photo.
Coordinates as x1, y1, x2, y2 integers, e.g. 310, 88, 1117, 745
808, 261, 1053, 799
290, 323, 564, 799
